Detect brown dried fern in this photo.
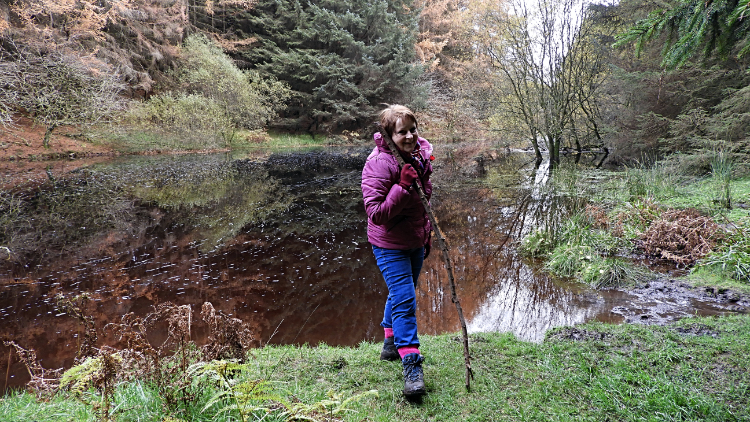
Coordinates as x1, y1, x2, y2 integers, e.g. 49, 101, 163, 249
201, 302, 254, 362
56, 294, 98, 363
3, 341, 62, 397
638, 208, 724, 266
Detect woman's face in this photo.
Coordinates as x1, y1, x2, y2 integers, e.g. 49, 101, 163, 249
392, 117, 419, 153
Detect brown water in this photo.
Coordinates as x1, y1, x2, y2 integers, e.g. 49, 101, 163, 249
0, 149, 740, 391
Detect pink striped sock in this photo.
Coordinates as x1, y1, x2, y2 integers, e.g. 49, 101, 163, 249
384, 328, 394, 338
398, 346, 421, 359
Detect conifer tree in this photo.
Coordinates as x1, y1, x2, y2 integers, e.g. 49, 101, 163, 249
232, 0, 424, 133
615, 0, 750, 69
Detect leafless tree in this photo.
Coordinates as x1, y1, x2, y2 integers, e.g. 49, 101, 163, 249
472, 0, 614, 169
0, 42, 125, 147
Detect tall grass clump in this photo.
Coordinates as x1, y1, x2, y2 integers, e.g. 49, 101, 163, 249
697, 227, 750, 282
545, 244, 597, 277
550, 160, 587, 213
711, 149, 733, 209
530, 210, 638, 288
623, 161, 679, 202
579, 257, 649, 288
519, 227, 555, 257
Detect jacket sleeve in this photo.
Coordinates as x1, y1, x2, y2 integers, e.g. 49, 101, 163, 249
362, 156, 411, 226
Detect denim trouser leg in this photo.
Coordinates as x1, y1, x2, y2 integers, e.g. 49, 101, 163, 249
372, 245, 424, 349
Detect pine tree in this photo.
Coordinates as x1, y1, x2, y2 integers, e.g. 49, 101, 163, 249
615, 0, 750, 69
230, 0, 424, 134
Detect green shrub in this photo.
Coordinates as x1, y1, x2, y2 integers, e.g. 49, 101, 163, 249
178, 35, 291, 130
127, 93, 233, 149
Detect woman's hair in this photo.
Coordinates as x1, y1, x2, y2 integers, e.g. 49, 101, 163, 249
379, 104, 417, 136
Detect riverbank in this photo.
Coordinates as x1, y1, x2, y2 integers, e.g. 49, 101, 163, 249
0, 117, 367, 163
2, 314, 748, 421
0, 117, 118, 161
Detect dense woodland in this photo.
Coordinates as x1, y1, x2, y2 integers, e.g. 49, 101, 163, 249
0, 0, 748, 170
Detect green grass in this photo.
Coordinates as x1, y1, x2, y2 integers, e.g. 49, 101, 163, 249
90, 128, 226, 153
526, 160, 750, 290
264, 132, 329, 148
3, 315, 749, 421
86, 126, 363, 154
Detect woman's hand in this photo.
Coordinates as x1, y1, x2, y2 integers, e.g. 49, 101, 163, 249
399, 164, 418, 190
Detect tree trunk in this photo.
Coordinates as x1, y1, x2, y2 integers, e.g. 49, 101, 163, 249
596, 147, 609, 169
549, 134, 562, 170
530, 131, 542, 166
43, 125, 56, 149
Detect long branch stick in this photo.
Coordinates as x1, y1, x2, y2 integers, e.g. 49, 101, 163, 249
377, 125, 473, 391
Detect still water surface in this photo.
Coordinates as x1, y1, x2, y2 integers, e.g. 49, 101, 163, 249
0, 148, 737, 389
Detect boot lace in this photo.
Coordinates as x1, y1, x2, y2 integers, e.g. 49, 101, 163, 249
403, 355, 424, 382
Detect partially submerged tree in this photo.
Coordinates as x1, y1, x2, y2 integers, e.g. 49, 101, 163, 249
471, 0, 615, 168
0, 46, 125, 148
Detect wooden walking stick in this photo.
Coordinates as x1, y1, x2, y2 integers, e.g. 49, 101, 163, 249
377, 124, 474, 391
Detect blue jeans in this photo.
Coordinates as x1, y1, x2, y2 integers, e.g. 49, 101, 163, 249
372, 245, 424, 349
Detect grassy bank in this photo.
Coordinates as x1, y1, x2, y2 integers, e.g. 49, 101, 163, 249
90, 128, 356, 154
513, 157, 750, 293
2, 315, 749, 421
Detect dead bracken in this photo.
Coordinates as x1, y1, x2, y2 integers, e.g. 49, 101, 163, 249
638, 208, 724, 266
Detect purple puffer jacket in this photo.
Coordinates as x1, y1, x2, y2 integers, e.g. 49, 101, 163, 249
361, 132, 433, 250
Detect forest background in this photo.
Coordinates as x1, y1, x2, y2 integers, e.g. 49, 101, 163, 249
2, 2, 750, 420
0, 0, 747, 173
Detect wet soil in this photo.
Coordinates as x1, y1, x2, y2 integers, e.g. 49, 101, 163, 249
611, 278, 750, 325
547, 327, 611, 342
0, 116, 116, 161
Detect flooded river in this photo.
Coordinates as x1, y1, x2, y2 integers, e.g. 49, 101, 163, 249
0, 148, 741, 390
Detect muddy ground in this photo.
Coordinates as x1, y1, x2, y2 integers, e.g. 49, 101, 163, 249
613, 278, 749, 325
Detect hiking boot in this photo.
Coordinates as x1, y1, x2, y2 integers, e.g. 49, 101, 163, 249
402, 353, 426, 397
380, 337, 400, 361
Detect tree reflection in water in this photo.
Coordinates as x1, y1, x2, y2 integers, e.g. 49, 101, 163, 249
418, 157, 618, 342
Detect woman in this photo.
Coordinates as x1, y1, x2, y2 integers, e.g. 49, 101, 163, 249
361, 104, 433, 397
